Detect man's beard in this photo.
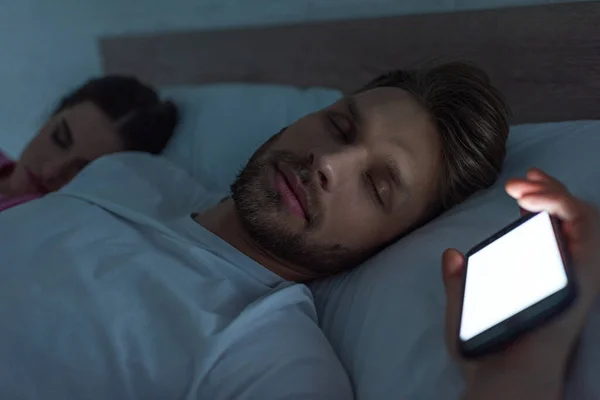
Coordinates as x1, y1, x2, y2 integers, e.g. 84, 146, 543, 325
230, 142, 369, 277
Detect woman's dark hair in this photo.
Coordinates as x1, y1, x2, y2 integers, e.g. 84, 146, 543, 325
54, 75, 178, 154
357, 61, 510, 220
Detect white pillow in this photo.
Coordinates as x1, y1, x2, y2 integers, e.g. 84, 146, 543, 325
309, 120, 600, 399
160, 84, 342, 192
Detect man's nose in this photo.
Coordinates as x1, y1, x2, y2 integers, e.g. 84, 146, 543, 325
309, 147, 366, 192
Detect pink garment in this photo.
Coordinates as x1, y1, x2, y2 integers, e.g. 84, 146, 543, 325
0, 150, 42, 212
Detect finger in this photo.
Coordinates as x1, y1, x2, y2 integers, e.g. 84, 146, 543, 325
505, 179, 551, 199
504, 180, 537, 216
442, 248, 465, 285
506, 172, 568, 198
442, 248, 466, 357
526, 169, 566, 190
518, 191, 582, 221
526, 168, 551, 181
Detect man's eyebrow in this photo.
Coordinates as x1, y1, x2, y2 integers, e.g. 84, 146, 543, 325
346, 97, 362, 127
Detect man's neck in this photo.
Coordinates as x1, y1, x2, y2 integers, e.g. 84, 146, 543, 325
193, 198, 317, 283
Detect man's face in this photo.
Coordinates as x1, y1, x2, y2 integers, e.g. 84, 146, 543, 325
231, 87, 442, 277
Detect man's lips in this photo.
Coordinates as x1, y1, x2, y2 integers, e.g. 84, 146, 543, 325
274, 163, 309, 220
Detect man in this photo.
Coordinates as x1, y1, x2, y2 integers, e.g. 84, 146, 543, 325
201, 62, 510, 281
1, 61, 596, 399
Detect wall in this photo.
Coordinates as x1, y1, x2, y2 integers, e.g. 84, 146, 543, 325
0, 0, 581, 156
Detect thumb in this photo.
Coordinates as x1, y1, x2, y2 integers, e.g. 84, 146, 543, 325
442, 248, 466, 357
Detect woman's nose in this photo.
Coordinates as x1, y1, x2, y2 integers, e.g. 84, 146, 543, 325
42, 160, 67, 181
42, 158, 87, 190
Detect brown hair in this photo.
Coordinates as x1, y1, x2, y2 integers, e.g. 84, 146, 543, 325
358, 61, 510, 219
54, 75, 179, 154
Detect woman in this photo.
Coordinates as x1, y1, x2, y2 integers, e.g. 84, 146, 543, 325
0, 76, 178, 212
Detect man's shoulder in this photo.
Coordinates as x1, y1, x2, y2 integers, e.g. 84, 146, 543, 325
204, 282, 354, 399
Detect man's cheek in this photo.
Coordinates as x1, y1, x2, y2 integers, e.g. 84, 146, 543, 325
322, 214, 366, 246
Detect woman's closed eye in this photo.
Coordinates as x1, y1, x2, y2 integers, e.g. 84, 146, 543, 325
52, 119, 73, 150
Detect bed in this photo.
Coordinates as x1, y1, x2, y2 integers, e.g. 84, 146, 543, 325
100, 2, 600, 399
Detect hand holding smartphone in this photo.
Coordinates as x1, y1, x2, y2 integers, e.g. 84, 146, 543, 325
442, 169, 600, 400
458, 210, 575, 357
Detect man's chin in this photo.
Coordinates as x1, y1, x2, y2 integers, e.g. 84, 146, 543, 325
269, 205, 308, 228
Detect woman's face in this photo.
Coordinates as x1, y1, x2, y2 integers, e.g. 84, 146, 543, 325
11, 101, 125, 195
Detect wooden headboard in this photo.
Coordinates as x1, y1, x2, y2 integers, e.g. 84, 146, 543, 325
100, 1, 600, 124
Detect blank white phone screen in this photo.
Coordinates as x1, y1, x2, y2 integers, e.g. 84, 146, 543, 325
459, 212, 568, 341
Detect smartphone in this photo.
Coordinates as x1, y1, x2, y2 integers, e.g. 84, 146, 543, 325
458, 211, 577, 358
